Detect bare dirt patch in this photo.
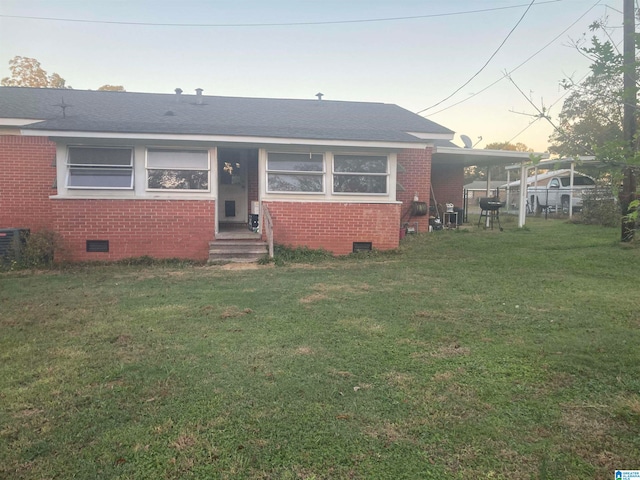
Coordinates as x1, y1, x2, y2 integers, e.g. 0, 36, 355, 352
220, 263, 272, 271
363, 421, 408, 444
299, 292, 329, 304
384, 371, 416, 389
170, 434, 197, 451
294, 346, 314, 355
220, 306, 254, 319
299, 282, 371, 304
13, 408, 44, 418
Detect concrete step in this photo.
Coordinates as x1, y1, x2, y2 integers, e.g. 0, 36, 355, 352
208, 239, 268, 263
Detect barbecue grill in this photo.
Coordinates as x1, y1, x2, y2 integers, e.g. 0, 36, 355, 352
477, 197, 503, 231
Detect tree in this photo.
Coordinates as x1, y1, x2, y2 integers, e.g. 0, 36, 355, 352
548, 37, 630, 159
547, 17, 639, 239
1, 56, 68, 88
484, 141, 533, 152
464, 142, 533, 182
1, 56, 126, 91
98, 85, 125, 92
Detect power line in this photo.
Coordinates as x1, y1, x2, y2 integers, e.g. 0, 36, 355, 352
507, 117, 543, 144
416, 0, 537, 115
422, 0, 602, 117
0, 1, 566, 28
506, 70, 589, 143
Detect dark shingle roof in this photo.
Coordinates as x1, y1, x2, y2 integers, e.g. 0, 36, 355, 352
0, 87, 453, 144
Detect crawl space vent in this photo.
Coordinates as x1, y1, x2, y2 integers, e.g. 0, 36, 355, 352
86, 240, 109, 253
352, 242, 372, 253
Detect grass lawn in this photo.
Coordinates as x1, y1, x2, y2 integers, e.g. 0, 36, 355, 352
1, 217, 639, 479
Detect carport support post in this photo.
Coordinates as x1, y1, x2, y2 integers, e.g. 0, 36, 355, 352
485, 167, 492, 228
506, 170, 512, 213
569, 161, 575, 219
518, 163, 527, 227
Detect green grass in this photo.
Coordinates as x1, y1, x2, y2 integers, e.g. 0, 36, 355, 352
1, 218, 639, 479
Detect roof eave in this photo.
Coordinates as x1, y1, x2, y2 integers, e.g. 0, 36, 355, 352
0, 118, 46, 127
434, 146, 549, 167
21, 128, 436, 150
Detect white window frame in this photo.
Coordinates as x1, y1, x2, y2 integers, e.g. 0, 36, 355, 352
266, 152, 325, 194
66, 146, 134, 190
331, 154, 389, 195
145, 148, 211, 192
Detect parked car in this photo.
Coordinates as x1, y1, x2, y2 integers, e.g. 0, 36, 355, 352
528, 175, 597, 214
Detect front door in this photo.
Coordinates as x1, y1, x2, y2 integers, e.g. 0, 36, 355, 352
218, 148, 249, 227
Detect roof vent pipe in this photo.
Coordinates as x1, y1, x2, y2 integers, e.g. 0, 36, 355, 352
175, 88, 183, 103
195, 88, 203, 105
316, 92, 323, 100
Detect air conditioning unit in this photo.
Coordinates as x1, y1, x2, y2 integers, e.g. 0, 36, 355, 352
0, 228, 30, 261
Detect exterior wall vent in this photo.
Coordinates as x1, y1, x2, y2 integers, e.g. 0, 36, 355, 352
0, 228, 30, 261
352, 242, 372, 253
86, 240, 109, 253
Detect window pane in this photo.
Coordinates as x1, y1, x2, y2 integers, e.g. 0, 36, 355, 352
334, 155, 387, 173
147, 149, 208, 169
561, 176, 594, 186
69, 147, 132, 166
268, 173, 322, 192
148, 170, 209, 190
333, 174, 387, 194
69, 168, 132, 188
268, 153, 323, 172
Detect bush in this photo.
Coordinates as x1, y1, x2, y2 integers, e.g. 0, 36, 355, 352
1, 229, 64, 271
579, 187, 620, 227
271, 245, 334, 265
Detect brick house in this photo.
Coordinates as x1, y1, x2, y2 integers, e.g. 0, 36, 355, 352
1, 86, 463, 262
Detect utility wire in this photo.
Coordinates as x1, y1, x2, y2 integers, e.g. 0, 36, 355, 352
0, 1, 565, 27
507, 117, 543, 144
507, 69, 590, 143
423, 0, 602, 117
416, 0, 537, 115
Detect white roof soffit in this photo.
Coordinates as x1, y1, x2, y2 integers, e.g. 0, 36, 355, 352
504, 156, 597, 170
21, 129, 433, 150
0, 118, 45, 127
435, 146, 549, 166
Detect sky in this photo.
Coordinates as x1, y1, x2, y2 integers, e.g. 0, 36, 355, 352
0, 0, 628, 152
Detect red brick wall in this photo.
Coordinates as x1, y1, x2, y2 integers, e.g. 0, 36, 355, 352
52, 199, 215, 261
397, 148, 432, 232
431, 163, 464, 211
263, 201, 400, 255
1, 135, 215, 262
0, 135, 56, 230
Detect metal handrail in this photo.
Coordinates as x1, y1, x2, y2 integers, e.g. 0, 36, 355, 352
263, 204, 274, 259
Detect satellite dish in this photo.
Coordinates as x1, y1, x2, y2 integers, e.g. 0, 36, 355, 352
460, 134, 473, 149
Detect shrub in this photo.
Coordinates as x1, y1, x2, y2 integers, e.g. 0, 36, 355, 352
579, 186, 620, 227
272, 245, 334, 265
2, 229, 65, 270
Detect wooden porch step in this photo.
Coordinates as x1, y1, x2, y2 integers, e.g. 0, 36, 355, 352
208, 239, 268, 263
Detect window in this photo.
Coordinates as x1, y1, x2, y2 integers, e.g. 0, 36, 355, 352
561, 176, 595, 187
267, 152, 324, 193
147, 149, 209, 190
333, 155, 388, 194
67, 147, 133, 189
